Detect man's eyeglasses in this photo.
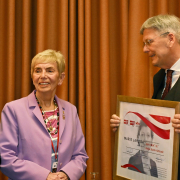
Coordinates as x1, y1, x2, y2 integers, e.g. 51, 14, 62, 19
143, 32, 169, 47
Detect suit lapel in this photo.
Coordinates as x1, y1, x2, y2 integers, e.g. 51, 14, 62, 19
152, 69, 165, 99
164, 76, 180, 101
153, 69, 180, 101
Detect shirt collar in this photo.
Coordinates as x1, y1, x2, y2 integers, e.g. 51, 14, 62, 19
165, 58, 180, 73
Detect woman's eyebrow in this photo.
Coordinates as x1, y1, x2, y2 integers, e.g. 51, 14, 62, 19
34, 67, 41, 70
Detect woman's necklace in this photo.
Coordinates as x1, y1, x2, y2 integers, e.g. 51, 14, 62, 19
34, 91, 59, 133
42, 103, 56, 132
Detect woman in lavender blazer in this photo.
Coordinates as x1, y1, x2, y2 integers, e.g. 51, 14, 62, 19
0, 50, 88, 180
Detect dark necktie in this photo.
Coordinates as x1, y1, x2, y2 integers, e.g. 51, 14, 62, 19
161, 70, 174, 100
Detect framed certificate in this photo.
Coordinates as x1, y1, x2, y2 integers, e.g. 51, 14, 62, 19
113, 95, 180, 180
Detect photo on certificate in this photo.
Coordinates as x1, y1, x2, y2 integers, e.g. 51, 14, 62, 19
113, 96, 180, 180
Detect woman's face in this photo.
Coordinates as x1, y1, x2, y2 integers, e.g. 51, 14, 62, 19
138, 126, 152, 152
32, 62, 64, 95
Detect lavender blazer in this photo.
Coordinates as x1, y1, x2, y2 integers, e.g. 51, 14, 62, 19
0, 91, 88, 180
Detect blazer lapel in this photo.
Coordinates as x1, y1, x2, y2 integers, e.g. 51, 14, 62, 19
28, 91, 47, 130
55, 96, 66, 139
28, 91, 67, 135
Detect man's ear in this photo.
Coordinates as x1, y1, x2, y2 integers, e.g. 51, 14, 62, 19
58, 72, 65, 85
167, 33, 175, 47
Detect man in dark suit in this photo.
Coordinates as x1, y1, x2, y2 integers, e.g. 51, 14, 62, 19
110, 14, 180, 177
110, 14, 180, 132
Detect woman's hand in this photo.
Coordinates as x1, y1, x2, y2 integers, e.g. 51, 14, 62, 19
172, 114, 180, 133
46, 172, 61, 180
57, 172, 69, 179
110, 114, 120, 132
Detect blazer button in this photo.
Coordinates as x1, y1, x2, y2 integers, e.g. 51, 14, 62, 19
59, 140, 62, 144
60, 163, 62, 166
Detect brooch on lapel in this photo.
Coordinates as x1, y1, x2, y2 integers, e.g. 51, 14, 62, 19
62, 107, 65, 120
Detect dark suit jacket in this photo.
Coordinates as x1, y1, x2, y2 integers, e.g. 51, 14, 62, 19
152, 69, 180, 101
128, 151, 158, 178
152, 69, 180, 178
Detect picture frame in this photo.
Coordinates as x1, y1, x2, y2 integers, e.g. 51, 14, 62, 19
113, 95, 180, 180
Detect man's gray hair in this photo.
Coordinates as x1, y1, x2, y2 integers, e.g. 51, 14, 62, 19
140, 14, 180, 44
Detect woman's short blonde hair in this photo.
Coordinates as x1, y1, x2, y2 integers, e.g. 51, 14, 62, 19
140, 14, 180, 44
31, 49, 65, 76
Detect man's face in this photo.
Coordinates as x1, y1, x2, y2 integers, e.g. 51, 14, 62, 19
143, 28, 171, 69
